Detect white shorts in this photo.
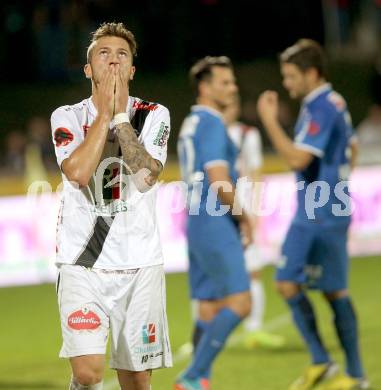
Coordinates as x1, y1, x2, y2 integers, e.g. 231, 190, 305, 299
244, 244, 271, 272
57, 264, 172, 371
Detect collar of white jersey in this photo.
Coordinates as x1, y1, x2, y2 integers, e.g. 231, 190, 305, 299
303, 83, 332, 104
191, 104, 223, 119
87, 96, 134, 117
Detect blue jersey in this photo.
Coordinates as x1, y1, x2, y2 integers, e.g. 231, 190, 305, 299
178, 105, 239, 218
293, 84, 355, 226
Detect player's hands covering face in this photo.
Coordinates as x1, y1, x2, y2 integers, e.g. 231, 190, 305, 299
97, 65, 116, 119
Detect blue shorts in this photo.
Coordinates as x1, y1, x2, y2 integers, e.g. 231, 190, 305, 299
187, 215, 250, 300
276, 223, 349, 292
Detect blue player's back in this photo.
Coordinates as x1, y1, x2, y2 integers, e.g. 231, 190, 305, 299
293, 84, 355, 226
177, 105, 239, 219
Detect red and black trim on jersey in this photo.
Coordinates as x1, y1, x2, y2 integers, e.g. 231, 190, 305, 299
75, 216, 115, 267
131, 100, 154, 137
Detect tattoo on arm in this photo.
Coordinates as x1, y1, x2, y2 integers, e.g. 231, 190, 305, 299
115, 122, 162, 184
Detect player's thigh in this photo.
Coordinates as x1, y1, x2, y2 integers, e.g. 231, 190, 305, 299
57, 265, 109, 358
309, 225, 349, 292
276, 223, 315, 284
109, 265, 172, 372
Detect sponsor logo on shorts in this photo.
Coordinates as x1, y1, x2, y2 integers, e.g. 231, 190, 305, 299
142, 323, 156, 344
141, 351, 163, 364
67, 307, 101, 330
305, 265, 323, 279
134, 344, 161, 354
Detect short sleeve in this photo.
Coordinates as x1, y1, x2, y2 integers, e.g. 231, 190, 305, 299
143, 105, 170, 167
51, 107, 83, 169
295, 107, 337, 158
241, 128, 263, 170
199, 117, 228, 169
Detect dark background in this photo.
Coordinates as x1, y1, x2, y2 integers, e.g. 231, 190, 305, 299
0, 0, 380, 159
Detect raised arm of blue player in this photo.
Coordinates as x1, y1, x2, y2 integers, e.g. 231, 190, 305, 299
257, 91, 314, 171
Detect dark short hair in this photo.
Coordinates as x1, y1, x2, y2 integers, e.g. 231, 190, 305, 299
189, 56, 233, 95
280, 39, 326, 77
87, 22, 137, 62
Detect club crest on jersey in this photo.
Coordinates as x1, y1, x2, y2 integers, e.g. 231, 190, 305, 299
308, 121, 320, 136
54, 127, 74, 147
68, 307, 101, 330
142, 323, 156, 344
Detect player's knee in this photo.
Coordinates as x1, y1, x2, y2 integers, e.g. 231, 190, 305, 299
73, 368, 103, 386
324, 289, 348, 301
276, 281, 300, 299
228, 292, 251, 318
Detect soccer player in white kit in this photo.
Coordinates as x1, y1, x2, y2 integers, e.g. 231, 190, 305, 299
51, 22, 172, 390
224, 96, 285, 348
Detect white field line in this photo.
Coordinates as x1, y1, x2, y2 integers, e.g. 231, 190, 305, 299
103, 312, 290, 390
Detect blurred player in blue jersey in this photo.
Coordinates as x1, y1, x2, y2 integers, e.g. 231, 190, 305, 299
257, 39, 368, 390
175, 56, 252, 390
224, 96, 285, 349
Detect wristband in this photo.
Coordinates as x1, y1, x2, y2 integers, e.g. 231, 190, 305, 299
112, 113, 130, 128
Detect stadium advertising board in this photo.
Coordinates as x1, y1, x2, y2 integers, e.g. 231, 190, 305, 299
0, 166, 380, 287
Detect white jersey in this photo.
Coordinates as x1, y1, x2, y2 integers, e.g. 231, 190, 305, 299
228, 121, 263, 174
51, 96, 170, 269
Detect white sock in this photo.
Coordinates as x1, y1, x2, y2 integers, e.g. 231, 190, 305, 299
69, 377, 103, 390
245, 279, 265, 331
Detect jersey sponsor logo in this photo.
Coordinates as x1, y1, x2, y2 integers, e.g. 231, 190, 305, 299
54, 127, 74, 147
153, 121, 169, 147
142, 323, 156, 344
68, 307, 101, 330
308, 121, 320, 136
133, 101, 158, 111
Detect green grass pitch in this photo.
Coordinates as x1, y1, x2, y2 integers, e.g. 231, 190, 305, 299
0, 256, 380, 389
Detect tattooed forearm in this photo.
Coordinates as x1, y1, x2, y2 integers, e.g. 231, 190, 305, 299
115, 122, 162, 186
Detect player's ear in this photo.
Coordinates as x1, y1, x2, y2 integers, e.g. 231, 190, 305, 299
130, 66, 136, 81
305, 67, 319, 83
84, 63, 92, 79
199, 80, 209, 97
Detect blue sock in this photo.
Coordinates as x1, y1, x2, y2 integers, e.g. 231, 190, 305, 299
329, 296, 364, 378
192, 319, 210, 351
287, 292, 330, 364
185, 308, 241, 379
192, 320, 211, 379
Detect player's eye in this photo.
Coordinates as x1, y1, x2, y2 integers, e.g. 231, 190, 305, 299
99, 50, 108, 56
118, 51, 128, 58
